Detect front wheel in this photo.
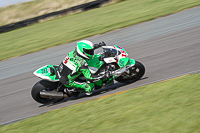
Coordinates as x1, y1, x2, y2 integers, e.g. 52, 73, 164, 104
31, 80, 63, 104
115, 61, 145, 83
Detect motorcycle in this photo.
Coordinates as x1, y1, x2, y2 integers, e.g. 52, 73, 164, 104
31, 45, 145, 104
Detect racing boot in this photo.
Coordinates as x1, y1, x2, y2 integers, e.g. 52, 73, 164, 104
69, 81, 94, 96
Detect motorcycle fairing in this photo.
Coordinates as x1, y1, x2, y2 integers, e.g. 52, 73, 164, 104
127, 58, 136, 66
112, 59, 135, 78
33, 65, 59, 82
114, 45, 128, 55
102, 45, 130, 68
118, 58, 129, 68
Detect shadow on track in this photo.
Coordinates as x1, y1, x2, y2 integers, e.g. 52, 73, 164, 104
39, 77, 148, 107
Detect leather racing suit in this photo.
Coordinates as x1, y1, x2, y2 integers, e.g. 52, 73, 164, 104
58, 44, 104, 93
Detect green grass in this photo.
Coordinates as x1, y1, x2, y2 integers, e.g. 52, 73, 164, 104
0, 0, 97, 26
1, 0, 200, 61
1, 73, 200, 133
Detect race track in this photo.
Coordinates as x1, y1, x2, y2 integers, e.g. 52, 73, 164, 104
0, 6, 200, 125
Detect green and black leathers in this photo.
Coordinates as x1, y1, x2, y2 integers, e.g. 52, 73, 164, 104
59, 48, 103, 93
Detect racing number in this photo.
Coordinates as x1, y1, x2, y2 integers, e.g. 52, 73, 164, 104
121, 50, 127, 58
64, 56, 69, 64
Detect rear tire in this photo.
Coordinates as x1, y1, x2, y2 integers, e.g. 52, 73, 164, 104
115, 61, 145, 83
31, 80, 63, 104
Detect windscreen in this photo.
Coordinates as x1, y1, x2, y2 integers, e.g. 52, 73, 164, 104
103, 48, 118, 57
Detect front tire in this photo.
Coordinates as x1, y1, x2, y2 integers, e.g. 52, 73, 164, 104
31, 80, 62, 104
115, 61, 145, 83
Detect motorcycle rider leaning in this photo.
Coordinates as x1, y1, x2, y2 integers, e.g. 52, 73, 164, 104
58, 40, 106, 95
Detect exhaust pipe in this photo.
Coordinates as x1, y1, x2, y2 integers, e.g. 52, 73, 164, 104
40, 91, 68, 99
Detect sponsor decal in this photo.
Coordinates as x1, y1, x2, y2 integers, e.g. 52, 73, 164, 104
121, 50, 127, 58
120, 60, 125, 66
41, 68, 47, 74
64, 57, 69, 64
47, 68, 51, 73
118, 46, 123, 49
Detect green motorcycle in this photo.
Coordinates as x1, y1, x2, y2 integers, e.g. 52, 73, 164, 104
31, 45, 145, 104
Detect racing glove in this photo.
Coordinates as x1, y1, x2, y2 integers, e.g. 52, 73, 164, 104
94, 41, 106, 49
99, 41, 106, 47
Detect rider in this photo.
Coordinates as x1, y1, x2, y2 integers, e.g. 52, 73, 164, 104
58, 40, 106, 95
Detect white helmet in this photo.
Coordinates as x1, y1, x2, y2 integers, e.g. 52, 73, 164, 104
76, 40, 94, 59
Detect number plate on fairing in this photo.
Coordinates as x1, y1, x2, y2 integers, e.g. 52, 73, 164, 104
33, 65, 59, 82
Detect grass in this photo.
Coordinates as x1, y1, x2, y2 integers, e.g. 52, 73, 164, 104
0, 0, 97, 26
0, 0, 200, 61
1, 73, 200, 132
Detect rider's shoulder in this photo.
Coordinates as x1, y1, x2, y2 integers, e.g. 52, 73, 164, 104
68, 50, 75, 56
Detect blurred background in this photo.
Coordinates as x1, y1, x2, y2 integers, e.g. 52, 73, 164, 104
0, 0, 200, 132
0, 0, 33, 7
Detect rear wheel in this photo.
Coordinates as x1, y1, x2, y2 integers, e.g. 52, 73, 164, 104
115, 61, 145, 83
31, 80, 63, 104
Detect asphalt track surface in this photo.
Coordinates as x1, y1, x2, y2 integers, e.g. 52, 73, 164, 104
0, 6, 200, 125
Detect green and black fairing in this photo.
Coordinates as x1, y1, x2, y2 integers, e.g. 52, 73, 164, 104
33, 64, 60, 82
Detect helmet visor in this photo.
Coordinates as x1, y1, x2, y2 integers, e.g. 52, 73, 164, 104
83, 48, 94, 55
